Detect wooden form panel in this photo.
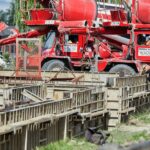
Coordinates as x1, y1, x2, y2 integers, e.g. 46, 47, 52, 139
0, 87, 106, 130
5, 84, 46, 99
0, 113, 108, 150
106, 75, 150, 128
108, 75, 147, 87
0, 118, 66, 150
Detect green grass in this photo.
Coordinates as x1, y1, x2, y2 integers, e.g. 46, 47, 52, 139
38, 130, 150, 150
109, 130, 150, 145
38, 131, 150, 150
109, 110, 150, 144
130, 109, 150, 124
38, 138, 98, 150
39, 110, 150, 149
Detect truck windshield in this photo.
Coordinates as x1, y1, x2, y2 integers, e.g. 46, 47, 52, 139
43, 31, 56, 50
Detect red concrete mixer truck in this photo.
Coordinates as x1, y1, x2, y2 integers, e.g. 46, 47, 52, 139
0, 0, 150, 75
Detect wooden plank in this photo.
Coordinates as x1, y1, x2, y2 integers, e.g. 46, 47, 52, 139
22, 89, 45, 102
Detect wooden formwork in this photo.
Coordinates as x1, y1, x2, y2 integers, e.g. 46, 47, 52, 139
0, 98, 74, 130
0, 71, 150, 148
46, 83, 105, 113
4, 84, 47, 101
68, 114, 108, 138
0, 84, 47, 109
46, 84, 88, 100
0, 84, 107, 132
129, 93, 150, 109
0, 112, 108, 150
0, 117, 66, 150
0, 83, 108, 150
0, 70, 119, 85
106, 75, 150, 128
42, 71, 119, 87
46, 75, 150, 128
0, 76, 41, 85
106, 87, 134, 127
107, 75, 147, 87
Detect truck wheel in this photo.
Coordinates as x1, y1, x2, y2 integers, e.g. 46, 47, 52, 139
42, 60, 65, 71
109, 64, 136, 76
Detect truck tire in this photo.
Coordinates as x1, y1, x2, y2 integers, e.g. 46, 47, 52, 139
109, 64, 136, 76
42, 60, 65, 71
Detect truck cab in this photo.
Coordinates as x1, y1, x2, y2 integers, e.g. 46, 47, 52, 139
135, 31, 150, 62
41, 30, 94, 71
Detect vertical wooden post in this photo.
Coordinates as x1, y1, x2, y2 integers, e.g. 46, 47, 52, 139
22, 125, 28, 150
63, 116, 68, 140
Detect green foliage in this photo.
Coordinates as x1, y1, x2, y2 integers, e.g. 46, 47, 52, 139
0, 10, 7, 23
15, 0, 42, 31
3, 52, 10, 62
0, 1, 15, 26
15, 0, 27, 31
7, 1, 15, 26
